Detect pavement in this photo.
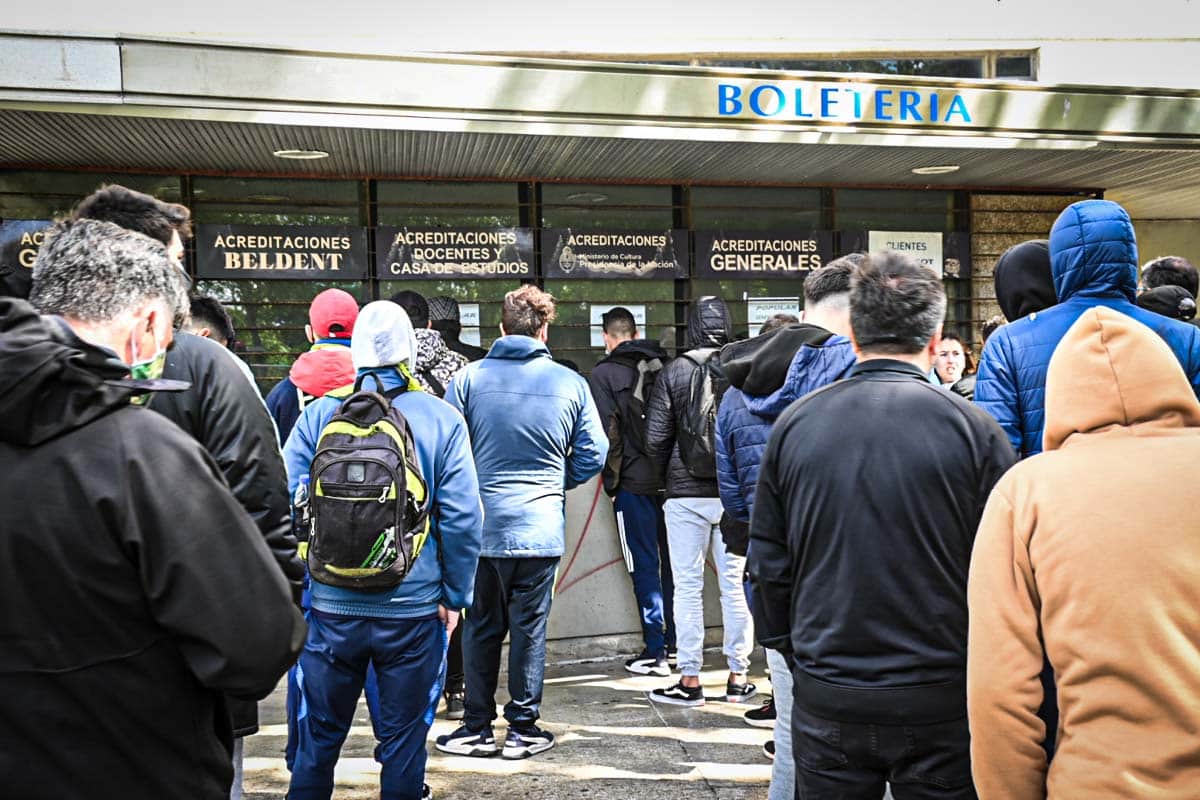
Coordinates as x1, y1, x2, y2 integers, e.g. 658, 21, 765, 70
243, 649, 776, 799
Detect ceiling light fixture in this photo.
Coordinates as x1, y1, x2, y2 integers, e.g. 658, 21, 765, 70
273, 148, 330, 160
911, 164, 960, 175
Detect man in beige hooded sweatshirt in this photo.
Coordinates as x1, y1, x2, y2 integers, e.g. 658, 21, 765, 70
968, 306, 1200, 799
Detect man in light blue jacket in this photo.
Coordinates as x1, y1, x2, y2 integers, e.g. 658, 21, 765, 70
436, 285, 607, 761
283, 301, 483, 800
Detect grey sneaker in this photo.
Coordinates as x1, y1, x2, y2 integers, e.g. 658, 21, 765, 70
502, 725, 556, 759
435, 724, 497, 757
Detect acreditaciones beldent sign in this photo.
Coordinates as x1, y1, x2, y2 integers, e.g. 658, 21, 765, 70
197, 225, 369, 279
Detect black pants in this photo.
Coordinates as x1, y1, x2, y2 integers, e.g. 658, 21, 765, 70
791, 705, 976, 800
445, 617, 464, 695
462, 556, 559, 732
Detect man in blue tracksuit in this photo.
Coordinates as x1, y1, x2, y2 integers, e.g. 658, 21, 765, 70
435, 285, 607, 761
976, 198, 1200, 459
283, 301, 483, 800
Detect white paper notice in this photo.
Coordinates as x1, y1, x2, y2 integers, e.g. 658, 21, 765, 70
590, 304, 647, 348
868, 231, 944, 277
458, 303, 481, 347
747, 297, 802, 334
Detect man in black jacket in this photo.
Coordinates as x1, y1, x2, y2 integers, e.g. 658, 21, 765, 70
588, 307, 675, 677
429, 295, 488, 362
0, 220, 304, 800
749, 252, 1014, 799
644, 296, 756, 707
74, 184, 305, 795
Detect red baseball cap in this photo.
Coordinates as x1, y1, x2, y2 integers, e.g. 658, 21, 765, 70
309, 289, 359, 339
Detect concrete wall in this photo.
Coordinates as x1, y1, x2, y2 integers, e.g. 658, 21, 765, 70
548, 477, 726, 645
1133, 220, 1200, 267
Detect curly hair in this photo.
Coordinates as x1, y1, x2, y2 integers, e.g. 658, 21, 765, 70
502, 284, 557, 338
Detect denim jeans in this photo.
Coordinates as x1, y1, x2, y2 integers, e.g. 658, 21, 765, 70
289, 612, 446, 800
790, 703, 976, 800
614, 489, 675, 657
766, 648, 794, 800
462, 556, 560, 731
663, 497, 753, 677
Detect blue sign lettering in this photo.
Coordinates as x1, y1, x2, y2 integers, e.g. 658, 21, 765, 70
749, 85, 785, 116
715, 83, 973, 125
718, 84, 743, 116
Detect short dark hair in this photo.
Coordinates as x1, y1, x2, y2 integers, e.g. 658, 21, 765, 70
502, 284, 556, 338
188, 294, 236, 346
850, 251, 947, 355
389, 290, 429, 328
602, 307, 637, 340
804, 253, 862, 307
1142, 256, 1198, 297
758, 313, 799, 336
72, 184, 192, 246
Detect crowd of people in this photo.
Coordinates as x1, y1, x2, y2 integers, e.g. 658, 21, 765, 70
2, 185, 1199, 800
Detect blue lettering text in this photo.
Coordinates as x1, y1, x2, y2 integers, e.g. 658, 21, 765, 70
899, 90, 922, 121
793, 88, 814, 118
945, 94, 972, 122
750, 85, 785, 116
718, 84, 743, 116
820, 87, 839, 117
874, 89, 895, 120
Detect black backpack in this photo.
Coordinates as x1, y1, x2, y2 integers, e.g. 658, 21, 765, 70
306, 374, 432, 592
676, 349, 729, 480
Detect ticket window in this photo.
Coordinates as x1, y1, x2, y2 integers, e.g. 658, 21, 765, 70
541, 184, 678, 373
690, 187, 822, 340
835, 189, 972, 344
376, 181, 526, 354
191, 177, 366, 390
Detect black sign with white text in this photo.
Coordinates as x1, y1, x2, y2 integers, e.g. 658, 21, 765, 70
694, 231, 833, 279
376, 227, 533, 279
541, 229, 688, 279
197, 224, 369, 279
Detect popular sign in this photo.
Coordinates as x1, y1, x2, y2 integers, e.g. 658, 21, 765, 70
197, 225, 369, 279
694, 231, 834, 278
377, 227, 533, 279
542, 230, 688, 279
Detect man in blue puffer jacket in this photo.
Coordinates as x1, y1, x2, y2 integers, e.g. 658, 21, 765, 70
436, 285, 607, 762
977, 199, 1200, 459
283, 300, 483, 800
715, 259, 857, 800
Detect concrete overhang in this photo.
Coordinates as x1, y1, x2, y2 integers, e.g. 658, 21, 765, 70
1, 32, 1199, 217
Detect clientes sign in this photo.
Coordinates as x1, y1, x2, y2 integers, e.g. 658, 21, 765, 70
718, 83, 972, 124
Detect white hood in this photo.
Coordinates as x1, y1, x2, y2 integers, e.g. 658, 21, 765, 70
351, 300, 416, 373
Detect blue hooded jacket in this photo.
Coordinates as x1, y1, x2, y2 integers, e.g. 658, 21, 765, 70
716, 334, 856, 522
446, 335, 607, 559
976, 199, 1200, 458
283, 366, 483, 619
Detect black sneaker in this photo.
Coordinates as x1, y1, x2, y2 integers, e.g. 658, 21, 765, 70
743, 697, 775, 728
435, 724, 498, 757
725, 680, 758, 703
763, 740, 775, 760
624, 651, 671, 677
421, 785, 433, 800
443, 692, 465, 721
649, 681, 705, 707
502, 725, 556, 759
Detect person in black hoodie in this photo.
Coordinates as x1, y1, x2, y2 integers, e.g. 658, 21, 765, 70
588, 307, 675, 677
429, 295, 488, 362
749, 252, 1014, 799
74, 184, 306, 796
645, 296, 756, 707
0, 219, 304, 800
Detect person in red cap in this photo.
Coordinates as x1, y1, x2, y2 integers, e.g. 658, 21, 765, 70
266, 288, 360, 443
